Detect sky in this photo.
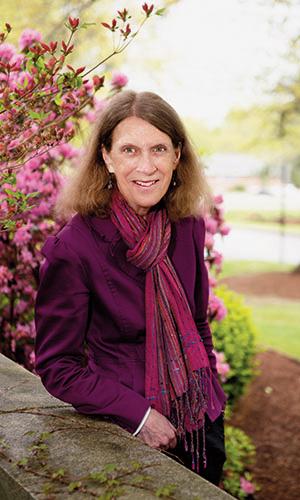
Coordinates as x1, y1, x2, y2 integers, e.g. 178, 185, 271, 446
114, 0, 300, 127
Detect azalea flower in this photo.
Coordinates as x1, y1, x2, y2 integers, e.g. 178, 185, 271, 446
19, 29, 42, 51
240, 476, 255, 495
111, 71, 128, 88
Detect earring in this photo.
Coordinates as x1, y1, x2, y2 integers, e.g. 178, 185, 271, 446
171, 171, 178, 188
107, 173, 114, 190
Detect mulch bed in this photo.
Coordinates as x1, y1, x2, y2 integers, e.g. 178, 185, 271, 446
221, 271, 300, 499
220, 271, 300, 300
230, 350, 300, 500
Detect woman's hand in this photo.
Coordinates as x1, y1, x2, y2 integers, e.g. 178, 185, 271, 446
137, 408, 177, 450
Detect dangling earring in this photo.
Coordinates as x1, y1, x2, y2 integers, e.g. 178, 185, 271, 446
171, 171, 178, 188
107, 173, 114, 190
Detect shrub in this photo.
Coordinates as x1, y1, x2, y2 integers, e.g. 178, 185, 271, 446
222, 425, 258, 499
211, 285, 258, 406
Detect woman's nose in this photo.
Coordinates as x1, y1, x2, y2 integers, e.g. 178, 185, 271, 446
136, 151, 157, 174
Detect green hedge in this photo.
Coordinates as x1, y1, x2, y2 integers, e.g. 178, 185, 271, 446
211, 285, 258, 406
223, 425, 257, 498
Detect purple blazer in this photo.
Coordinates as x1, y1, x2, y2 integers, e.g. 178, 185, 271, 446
34, 213, 226, 433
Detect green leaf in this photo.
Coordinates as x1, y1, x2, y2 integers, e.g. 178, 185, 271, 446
4, 188, 16, 196
35, 57, 45, 71
68, 481, 82, 492
16, 457, 28, 467
89, 471, 107, 483
104, 463, 117, 473
54, 93, 62, 106
24, 431, 36, 437
1, 172, 16, 185
43, 483, 55, 494
2, 220, 16, 231
131, 461, 142, 470
155, 484, 176, 498
39, 432, 51, 441
0, 438, 10, 449
28, 110, 41, 120
80, 22, 96, 29
74, 75, 83, 88
52, 468, 65, 479
155, 8, 166, 16
26, 191, 40, 199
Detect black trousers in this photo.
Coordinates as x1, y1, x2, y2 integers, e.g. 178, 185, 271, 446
167, 413, 226, 486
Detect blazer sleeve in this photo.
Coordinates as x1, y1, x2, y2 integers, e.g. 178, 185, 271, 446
193, 217, 218, 376
34, 236, 150, 433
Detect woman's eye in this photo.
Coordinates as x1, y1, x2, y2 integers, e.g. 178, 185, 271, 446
123, 147, 135, 153
153, 146, 166, 153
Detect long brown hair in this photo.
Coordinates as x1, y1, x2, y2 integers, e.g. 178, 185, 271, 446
55, 90, 212, 221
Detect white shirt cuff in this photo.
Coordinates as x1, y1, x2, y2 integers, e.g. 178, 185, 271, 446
133, 407, 151, 436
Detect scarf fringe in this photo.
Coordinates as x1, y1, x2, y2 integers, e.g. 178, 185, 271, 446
170, 366, 212, 472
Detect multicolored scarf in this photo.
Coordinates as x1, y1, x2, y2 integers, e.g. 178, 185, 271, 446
111, 191, 212, 471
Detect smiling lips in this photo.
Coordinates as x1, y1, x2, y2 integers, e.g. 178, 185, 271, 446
133, 180, 159, 187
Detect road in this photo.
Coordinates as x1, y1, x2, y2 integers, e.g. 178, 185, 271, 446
214, 226, 300, 265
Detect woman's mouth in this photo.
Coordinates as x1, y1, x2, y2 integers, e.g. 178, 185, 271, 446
133, 180, 159, 187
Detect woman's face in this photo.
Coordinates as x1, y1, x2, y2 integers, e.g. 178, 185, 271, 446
102, 116, 181, 216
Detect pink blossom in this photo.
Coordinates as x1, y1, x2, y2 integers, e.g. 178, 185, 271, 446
43, 111, 57, 123
219, 224, 230, 236
83, 80, 94, 94
29, 350, 36, 366
217, 206, 224, 218
10, 53, 25, 70
57, 142, 79, 159
213, 350, 230, 382
13, 226, 32, 246
111, 71, 128, 88
23, 157, 42, 170
0, 43, 16, 61
214, 194, 223, 205
94, 98, 107, 112
85, 110, 97, 123
21, 248, 35, 265
240, 476, 255, 495
205, 232, 214, 250
15, 300, 28, 315
11, 339, 16, 353
208, 274, 217, 287
211, 250, 223, 267
19, 29, 42, 51
64, 120, 75, 135
205, 216, 218, 235
209, 293, 227, 321
8, 138, 20, 150
0, 265, 13, 292
18, 71, 34, 87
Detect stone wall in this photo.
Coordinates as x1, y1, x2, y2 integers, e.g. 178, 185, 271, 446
0, 354, 234, 499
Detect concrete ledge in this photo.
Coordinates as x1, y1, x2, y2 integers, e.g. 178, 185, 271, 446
0, 354, 234, 499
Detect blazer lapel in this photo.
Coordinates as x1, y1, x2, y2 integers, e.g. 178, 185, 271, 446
85, 214, 145, 283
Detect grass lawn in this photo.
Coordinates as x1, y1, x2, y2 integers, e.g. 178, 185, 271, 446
219, 260, 300, 360
228, 220, 300, 235
220, 260, 293, 279
225, 209, 300, 234
245, 296, 300, 360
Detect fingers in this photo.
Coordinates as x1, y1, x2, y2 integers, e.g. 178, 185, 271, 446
137, 408, 177, 450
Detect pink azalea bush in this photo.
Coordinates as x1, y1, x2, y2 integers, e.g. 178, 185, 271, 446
0, 4, 157, 368
0, 4, 157, 231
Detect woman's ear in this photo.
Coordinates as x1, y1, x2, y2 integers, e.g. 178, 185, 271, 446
101, 146, 115, 173
173, 147, 181, 170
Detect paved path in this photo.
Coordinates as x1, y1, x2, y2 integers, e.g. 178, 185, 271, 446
215, 226, 300, 264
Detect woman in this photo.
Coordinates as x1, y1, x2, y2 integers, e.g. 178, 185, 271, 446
34, 90, 227, 486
